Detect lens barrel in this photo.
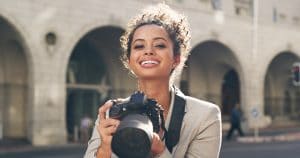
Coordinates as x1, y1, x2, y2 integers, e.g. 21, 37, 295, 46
111, 114, 153, 158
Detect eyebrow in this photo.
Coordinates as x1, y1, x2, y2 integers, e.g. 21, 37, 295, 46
132, 37, 167, 43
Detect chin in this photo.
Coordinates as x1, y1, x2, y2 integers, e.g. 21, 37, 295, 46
137, 74, 169, 81
134, 69, 170, 80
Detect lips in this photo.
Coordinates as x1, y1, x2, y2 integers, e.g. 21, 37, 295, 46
140, 59, 160, 67
141, 60, 159, 65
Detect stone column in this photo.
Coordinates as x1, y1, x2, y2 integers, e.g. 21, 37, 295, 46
28, 49, 67, 145
243, 66, 271, 130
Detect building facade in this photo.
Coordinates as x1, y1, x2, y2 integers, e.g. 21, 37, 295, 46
0, 0, 299, 145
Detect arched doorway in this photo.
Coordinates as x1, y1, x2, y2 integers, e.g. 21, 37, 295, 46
264, 52, 300, 122
187, 40, 242, 120
221, 69, 240, 115
0, 17, 29, 140
66, 26, 124, 141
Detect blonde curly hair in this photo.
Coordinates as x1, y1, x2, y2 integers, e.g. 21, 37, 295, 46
120, 3, 191, 84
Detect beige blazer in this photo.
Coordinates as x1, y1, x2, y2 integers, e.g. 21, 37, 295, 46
84, 88, 222, 158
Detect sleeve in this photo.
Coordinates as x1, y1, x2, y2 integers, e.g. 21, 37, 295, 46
185, 106, 222, 158
83, 119, 118, 158
83, 119, 101, 158
155, 148, 172, 158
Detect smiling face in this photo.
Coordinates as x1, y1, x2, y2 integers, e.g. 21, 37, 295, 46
128, 24, 180, 81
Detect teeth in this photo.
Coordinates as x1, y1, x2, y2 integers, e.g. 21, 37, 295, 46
141, 60, 158, 65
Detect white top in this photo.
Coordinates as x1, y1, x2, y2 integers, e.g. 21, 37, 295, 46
84, 87, 222, 158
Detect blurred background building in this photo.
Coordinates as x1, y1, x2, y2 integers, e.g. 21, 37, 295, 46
0, 0, 299, 146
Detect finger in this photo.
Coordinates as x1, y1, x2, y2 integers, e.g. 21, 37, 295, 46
151, 133, 165, 155
105, 125, 119, 135
98, 121, 119, 136
98, 100, 114, 120
100, 118, 120, 128
96, 126, 113, 145
152, 133, 160, 141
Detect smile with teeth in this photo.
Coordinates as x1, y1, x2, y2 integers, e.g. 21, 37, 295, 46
140, 60, 159, 66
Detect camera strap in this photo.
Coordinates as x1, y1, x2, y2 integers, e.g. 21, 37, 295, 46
165, 93, 186, 153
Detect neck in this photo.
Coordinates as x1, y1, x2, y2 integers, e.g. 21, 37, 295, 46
138, 79, 171, 112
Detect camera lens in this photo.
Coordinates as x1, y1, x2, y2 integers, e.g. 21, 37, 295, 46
111, 114, 153, 158
112, 128, 150, 158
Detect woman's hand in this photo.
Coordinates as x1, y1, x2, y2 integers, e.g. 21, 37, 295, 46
96, 100, 120, 158
151, 132, 166, 157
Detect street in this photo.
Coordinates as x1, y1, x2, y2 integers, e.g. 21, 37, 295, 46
0, 144, 86, 158
1, 140, 300, 158
221, 140, 300, 158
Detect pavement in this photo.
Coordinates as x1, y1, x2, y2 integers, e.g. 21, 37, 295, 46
1, 126, 300, 155
223, 125, 300, 143
0, 139, 86, 154
237, 131, 300, 143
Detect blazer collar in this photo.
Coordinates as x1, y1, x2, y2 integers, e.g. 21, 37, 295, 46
172, 86, 188, 113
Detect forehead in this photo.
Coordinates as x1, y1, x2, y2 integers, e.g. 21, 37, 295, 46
132, 24, 170, 40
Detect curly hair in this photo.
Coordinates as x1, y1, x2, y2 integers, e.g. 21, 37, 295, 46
120, 3, 191, 84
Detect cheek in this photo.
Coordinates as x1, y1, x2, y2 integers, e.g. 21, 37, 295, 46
127, 58, 133, 68
165, 50, 176, 63
128, 55, 137, 69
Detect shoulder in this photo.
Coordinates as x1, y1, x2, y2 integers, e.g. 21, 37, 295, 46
172, 87, 221, 123
174, 87, 220, 115
185, 96, 220, 113
183, 95, 221, 123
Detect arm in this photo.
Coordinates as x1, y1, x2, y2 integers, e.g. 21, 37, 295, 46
83, 119, 102, 158
185, 106, 222, 158
83, 101, 120, 158
154, 148, 172, 158
151, 133, 172, 158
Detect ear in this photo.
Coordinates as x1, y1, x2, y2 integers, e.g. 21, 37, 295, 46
127, 59, 131, 68
173, 55, 181, 67
127, 59, 137, 77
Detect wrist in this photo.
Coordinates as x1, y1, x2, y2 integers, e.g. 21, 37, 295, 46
153, 144, 165, 157
99, 143, 111, 152
96, 143, 112, 158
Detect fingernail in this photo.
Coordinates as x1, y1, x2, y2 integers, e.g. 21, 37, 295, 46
111, 100, 117, 105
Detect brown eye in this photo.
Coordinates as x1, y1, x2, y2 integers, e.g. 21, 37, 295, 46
155, 44, 166, 49
133, 44, 144, 50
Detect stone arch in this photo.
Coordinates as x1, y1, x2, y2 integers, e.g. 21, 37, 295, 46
186, 40, 243, 119
264, 51, 300, 123
62, 21, 125, 72
0, 14, 32, 141
65, 25, 136, 142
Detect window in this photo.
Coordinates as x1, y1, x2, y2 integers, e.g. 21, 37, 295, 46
293, 16, 300, 25
279, 13, 286, 21
199, 0, 210, 3
176, 0, 183, 3
273, 7, 277, 23
211, 0, 222, 10
234, 0, 253, 16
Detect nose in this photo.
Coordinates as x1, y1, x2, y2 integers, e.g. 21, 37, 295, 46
144, 46, 155, 56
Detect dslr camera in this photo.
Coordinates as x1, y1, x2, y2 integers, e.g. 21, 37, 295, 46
109, 92, 165, 158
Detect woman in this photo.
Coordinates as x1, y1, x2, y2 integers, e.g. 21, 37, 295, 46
84, 3, 222, 158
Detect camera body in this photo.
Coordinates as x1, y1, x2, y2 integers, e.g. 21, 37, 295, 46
109, 91, 162, 133
109, 92, 164, 158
